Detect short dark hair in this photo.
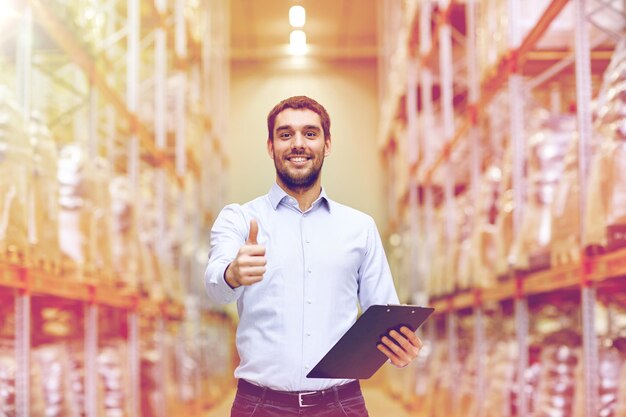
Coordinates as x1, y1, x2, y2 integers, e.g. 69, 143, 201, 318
267, 96, 331, 140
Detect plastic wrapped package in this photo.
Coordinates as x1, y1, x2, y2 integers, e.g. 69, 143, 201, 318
140, 334, 161, 417
429, 208, 448, 297
453, 194, 475, 291
0, 344, 16, 417
174, 323, 201, 404
109, 176, 140, 289
136, 169, 165, 299
470, 166, 502, 288
618, 355, 626, 417
428, 335, 454, 417
57, 144, 113, 280
29, 112, 61, 269
0, 86, 32, 261
456, 317, 477, 417
483, 314, 518, 417
66, 344, 86, 417
550, 136, 581, 267
585, 41, 626, 253
98, 342, 130, 417
494, 146, 515, 280
510, 113, 576, 273
406, 334, 435, 415
533, 331, 581, 417
32, 344, 74, 417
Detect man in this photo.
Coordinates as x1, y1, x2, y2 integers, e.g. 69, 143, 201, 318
205, 96, 422, 416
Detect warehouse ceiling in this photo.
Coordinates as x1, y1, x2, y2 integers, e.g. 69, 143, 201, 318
230, 0, 379, 61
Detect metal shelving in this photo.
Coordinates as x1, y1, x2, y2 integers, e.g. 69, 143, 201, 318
0, 0, 231, 415
380, 0, 625, 416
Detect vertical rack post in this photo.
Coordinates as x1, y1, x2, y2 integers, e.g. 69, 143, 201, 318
407, 57, 420, 303
14, 270, 30, 417
16, 3, 32, 119
573, 0, 598, 415
15, 6, 33, 417
153, 2, 168, 413
154, 0, 167, 263
419, 0, 434, 299
126, 0, 140, 192
84, 300, 99, 417
126, 0, 140, 414
128, 308, 140, 417
506, 0, 529, 415
155, 315, 168, 417
438, 1, 459, 411
466, 0, 486, 415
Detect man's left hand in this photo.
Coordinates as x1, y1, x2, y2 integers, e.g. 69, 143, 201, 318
377, 326, 423, 368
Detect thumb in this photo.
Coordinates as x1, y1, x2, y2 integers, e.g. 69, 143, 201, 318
247, 218, 259, 244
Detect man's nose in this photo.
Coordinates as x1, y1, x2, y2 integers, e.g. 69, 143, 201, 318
292, 132, 305, 148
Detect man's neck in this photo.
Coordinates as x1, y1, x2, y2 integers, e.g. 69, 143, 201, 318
276, 180, 322, 212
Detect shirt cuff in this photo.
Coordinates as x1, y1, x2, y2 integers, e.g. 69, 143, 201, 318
205, 260, 243, 304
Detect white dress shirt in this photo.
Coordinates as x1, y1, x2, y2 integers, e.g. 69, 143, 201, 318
204, 184, 399, 391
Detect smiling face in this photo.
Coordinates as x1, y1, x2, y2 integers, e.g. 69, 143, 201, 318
267, 108, 331, 193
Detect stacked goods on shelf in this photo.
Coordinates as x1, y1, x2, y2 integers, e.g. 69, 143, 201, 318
585, 40, 626, 254
452, 193, 474, 291
428, 208, 447, 297
57, 144, 114, 281
98, 342, 130, 416
0, 343, 16, 417
30, 113, 61, 270
469, 165, 502, 289
483, 314, 517, 417
0, 87, 31, 263
550, 129, 583, 267
1, 0, 232, 414
509, 111, 576, 273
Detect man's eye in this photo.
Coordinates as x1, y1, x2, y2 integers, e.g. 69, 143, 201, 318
305, 131, 317, 137
280, 132, 292, 139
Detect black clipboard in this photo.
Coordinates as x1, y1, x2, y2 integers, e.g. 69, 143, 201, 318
306, 304, 434, 380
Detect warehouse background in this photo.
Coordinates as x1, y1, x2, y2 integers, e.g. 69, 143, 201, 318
1, 0, 626, 416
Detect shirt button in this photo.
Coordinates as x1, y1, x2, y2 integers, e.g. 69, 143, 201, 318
304, 365, 310, 369
307, 300, 312, 304
307, 269, 312, 274
306, 332, 311, 336
303, 213, 307, 217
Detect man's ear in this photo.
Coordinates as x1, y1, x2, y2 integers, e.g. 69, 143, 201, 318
324, 137, 332, 157
267, 138, 274, 159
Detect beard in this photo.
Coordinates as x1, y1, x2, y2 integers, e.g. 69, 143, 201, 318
274, 152, 325, 191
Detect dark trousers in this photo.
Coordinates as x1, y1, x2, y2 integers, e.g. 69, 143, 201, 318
231, 379, 370, 417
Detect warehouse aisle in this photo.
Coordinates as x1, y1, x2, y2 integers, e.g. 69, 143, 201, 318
204, 384, 414, 417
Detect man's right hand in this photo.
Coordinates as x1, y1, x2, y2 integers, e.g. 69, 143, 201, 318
224, 219, 267, 288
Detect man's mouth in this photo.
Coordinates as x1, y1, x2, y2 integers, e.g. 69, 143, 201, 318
287, 155, 311, 164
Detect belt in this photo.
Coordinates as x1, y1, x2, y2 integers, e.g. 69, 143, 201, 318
237, 379, 362, 408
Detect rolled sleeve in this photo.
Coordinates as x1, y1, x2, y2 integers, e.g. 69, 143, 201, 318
204, 204, 247, 304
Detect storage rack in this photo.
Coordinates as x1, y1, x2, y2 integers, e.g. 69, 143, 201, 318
0, 0, 232, 416
379, 0, 625, 416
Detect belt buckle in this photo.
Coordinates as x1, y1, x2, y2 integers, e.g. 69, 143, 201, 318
298, 391, 317, 408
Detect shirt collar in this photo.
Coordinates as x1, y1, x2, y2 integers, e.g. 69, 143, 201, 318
268, 183, 331, 212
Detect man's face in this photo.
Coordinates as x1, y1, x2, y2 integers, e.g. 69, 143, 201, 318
267, 108, 331, 191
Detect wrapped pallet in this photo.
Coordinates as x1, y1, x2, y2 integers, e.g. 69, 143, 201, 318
585, 41, 626, 253
0, 87, 32, 262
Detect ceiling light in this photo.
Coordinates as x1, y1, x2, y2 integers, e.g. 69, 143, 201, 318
289, 5, 306, 28
289, 30, 307, 55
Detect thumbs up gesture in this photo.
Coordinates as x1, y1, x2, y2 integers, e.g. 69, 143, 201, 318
224, 219, 267, 288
